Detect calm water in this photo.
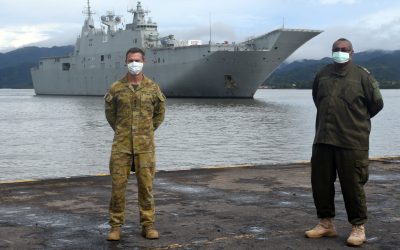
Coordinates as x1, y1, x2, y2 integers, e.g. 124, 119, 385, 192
0, 89, 399, 181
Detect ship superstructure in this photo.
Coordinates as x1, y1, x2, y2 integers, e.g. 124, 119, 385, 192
31, 1, 322, 98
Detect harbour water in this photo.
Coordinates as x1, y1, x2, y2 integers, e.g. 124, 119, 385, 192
0, 89, 399, 181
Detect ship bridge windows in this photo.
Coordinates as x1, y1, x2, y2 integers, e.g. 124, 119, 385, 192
137, 25, 157, 29
101, 55, 104, 61
62, 63, 71, 71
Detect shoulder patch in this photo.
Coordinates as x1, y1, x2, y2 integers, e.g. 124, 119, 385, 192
357, 65, 370, 74
109, 81, 121, 91
157, 91, 166, 102
104, 91, 113, 102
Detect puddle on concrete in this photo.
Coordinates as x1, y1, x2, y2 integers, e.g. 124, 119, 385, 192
228, 195, 261, 204
98, 222, 109, 229
370, 174, 400, 181
157, 181, 208, 194
191, 237, 209, 245
367, 236, 379, 243
278, 201, 294, 207
240, 226, 268, 235
248, 226, 266, 234
380, 217, 400, 223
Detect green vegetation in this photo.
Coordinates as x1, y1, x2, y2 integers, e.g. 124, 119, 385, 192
265, 50, 400, 89
0, 46, 73, 88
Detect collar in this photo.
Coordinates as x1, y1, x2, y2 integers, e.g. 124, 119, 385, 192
331, 62, 352, 77
120, 74, 150, 92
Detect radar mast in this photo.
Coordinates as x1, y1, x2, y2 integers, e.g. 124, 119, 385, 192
81, 0, 96, 34
83, 0, 95, 19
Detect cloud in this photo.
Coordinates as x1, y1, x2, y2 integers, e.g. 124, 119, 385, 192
0, 25, 53, 52
287, 6, 400, 61
0, 23, 81, 52
319, 0, 358, 4
1, 0, 399, 62
338, 7, 400, 52
357, 8, 400, 29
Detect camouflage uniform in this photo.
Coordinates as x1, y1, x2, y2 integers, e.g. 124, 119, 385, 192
311, 63, 383, 225
105, 74, 165, 228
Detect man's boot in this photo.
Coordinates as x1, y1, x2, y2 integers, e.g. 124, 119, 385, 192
347, 224, 366, 246
305, 218, 337, 238
142, 225, 159, 239
107, 227, 121, 241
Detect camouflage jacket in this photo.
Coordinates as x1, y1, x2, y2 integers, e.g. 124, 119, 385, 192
312, 63, 383, 150
104, 74, 166, 154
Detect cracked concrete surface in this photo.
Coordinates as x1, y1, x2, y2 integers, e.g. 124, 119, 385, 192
0, 158, 399, 249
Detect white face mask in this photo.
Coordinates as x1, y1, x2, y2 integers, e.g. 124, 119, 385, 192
332, 51, 350, 64
127, 61, 143, 75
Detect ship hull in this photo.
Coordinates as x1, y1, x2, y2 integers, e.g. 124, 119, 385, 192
32, 29, 321, 98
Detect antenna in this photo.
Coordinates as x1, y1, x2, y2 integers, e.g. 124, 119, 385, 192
83, 0, 95, 18
209, 13, 212, 46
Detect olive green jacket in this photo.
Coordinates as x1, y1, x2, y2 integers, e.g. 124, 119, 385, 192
312, 63, 383, 150
104, 74, 166, 154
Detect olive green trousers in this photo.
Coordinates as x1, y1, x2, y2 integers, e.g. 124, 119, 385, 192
311, 144, 369, 225
109, 152, 156, 227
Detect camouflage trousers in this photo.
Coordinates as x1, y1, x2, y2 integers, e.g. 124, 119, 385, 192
109, 152, 156, 228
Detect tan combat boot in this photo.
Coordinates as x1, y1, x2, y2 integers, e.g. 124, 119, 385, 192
107, 227, 121, 241
142, 225, 159, 239
305, 218, 337, 238
347, 224, 366, 246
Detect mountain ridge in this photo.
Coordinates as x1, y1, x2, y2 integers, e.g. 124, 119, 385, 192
0, 46, 74, 88
265, 50, 400, 89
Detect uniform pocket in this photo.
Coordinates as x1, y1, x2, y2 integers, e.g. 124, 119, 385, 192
340, 89, 358, 107
156, 91, 166, 102
355, 159, 369, 184
140, 93, 154, 115
338, 82, 364, 109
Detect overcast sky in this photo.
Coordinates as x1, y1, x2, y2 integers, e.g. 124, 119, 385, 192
1, 0, 399, 61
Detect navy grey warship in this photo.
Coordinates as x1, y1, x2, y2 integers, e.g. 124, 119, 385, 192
31, 1, 322, 98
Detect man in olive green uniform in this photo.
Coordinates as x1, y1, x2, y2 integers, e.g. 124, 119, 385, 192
305, 38, 383, 246
104, 47, 165, 241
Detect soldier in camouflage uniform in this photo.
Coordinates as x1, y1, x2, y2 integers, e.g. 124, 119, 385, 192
105, 47, 165, 241
305, 38, 383, 246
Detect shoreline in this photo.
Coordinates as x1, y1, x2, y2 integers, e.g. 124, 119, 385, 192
1, 156, 399, 184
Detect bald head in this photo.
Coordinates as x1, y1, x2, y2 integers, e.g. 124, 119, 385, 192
332, 38, 353, 53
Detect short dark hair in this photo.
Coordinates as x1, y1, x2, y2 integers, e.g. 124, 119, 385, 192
332, 38, 353, 51
125, 47, 145, 61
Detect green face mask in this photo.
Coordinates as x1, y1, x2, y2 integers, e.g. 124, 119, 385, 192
332, 51, 350, 64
